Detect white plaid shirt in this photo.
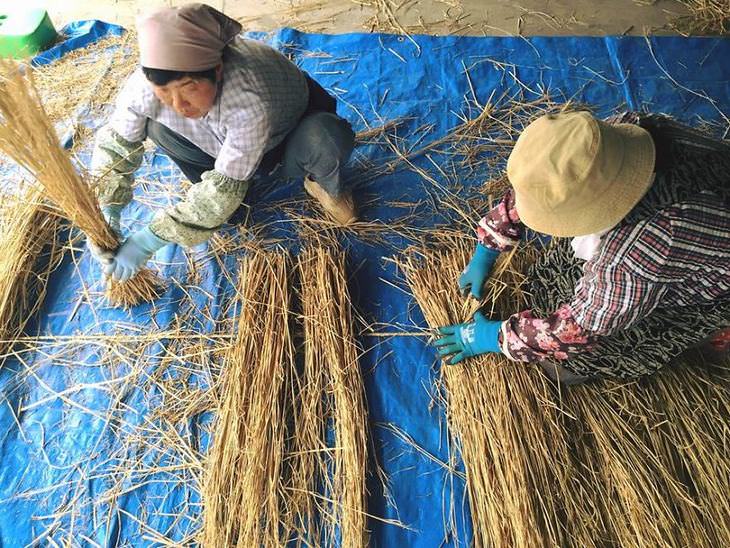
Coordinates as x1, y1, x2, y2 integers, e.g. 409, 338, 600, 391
110, 37, 309, 181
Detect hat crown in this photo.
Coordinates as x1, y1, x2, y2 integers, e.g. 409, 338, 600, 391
508, 111, 613, 209
505, 111, 654, 237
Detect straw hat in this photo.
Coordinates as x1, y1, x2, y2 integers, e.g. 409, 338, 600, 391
507, 111, 656, 237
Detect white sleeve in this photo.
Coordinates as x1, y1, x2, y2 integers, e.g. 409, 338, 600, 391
108, 69, 157, 143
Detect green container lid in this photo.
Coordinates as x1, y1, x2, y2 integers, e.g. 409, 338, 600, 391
0, 8, 57, 59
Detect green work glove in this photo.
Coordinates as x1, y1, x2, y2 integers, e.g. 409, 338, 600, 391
458, 244, 499, 300
434, 311, 502, 365
102, 205, 122, 234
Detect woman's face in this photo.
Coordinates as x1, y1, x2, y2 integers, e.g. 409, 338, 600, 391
152, 65, 222, 118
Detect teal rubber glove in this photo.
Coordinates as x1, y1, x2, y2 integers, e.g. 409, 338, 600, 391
88, 205, 123, 268
103, 226, 168, 282
458, 244, 500, 300
434, 311, 502, 365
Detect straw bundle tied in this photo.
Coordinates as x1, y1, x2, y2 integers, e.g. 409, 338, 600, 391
293, 242, 368, 547
203, 248, 293, 546
0, 58, 160, 307
397, 235, 594, 548
0, 184, 64, 352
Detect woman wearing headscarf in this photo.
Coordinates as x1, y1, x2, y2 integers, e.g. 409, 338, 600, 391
434, 111, 730, 383
90, 3, 356, 282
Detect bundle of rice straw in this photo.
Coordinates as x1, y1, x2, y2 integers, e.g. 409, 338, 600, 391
397, 234, 596, 548
202, 248, 293, 546
0, 184, 64, 353
0, 59, 160, 307
399, 232, 730, 546
292, 242, 368, 547
566, 363, 730, 548
288, 251, 329, 546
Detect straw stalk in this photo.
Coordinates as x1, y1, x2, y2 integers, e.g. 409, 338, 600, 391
0, 59, 160, 307
292, 242, 368, 547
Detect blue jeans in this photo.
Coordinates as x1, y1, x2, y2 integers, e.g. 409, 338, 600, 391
145, 77, 354, 197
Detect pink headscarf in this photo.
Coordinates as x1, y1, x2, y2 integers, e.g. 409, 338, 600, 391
137, 3, 242, 71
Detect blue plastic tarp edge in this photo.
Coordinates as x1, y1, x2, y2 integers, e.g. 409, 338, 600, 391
32, 20, 126, 67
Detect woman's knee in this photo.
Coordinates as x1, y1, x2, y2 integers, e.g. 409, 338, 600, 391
283, 112, 355, 176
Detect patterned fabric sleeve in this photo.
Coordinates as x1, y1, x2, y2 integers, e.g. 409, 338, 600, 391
498, 305, 599, 362
91, 124, 145, 208
476, 189, 523, 251
148, 169, 249, 247
499, 218, 673, 362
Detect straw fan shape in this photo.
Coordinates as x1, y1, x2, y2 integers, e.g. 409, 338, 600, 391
0, 59, 160, 307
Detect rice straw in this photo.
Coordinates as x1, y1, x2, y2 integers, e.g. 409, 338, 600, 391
295, 240, 369, 547
396, 234, 593, 547
0, 184, 64, 352
671, 0, 729, 35
0, 58, 161, 307
202, 248, 293, 546
566, 363, 730, 548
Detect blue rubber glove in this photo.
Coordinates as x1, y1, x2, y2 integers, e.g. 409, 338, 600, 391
434, 311, 502, 365
88, 205, 123, 268
103, 226, 168, 282
458, 244, 500, 300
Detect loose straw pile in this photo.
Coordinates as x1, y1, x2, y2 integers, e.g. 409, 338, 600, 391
203, 249, 293, 546
293, 242, 368, 547
33, 32, 138, 126
672, 0, 730, 35
397, 235, 593, 548
0, 184, 64, 352
566, 365, 730, 547
0, 59, 160, 307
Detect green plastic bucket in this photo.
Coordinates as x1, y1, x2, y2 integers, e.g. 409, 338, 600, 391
0, 8, 57, 59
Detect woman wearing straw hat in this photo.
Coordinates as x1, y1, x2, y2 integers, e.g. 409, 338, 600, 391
89, 3, 356, 282
435, 111, 730, 383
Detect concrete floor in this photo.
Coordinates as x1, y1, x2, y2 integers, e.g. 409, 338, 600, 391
41, 0, 693, 37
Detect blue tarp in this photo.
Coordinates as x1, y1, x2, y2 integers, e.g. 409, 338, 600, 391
32, 20, 126, 66
0, 20, 728, 547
